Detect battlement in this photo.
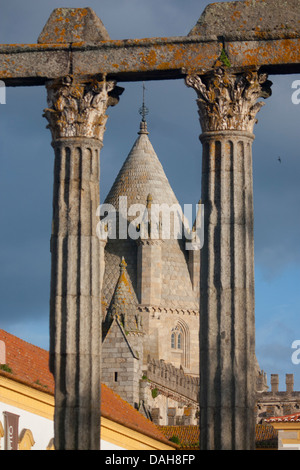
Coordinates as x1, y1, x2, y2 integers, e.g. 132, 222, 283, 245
256, 373, 300, 424
146, 356, 199, 404
257, 373, 299, 395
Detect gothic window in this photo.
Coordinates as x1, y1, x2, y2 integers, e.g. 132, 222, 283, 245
177, 333, 182, 350
171, 325, 183, 350
170, 320, 190, 369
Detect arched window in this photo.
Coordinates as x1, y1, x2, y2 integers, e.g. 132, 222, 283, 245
170, 320, 190, 369
170, 325, 183, 350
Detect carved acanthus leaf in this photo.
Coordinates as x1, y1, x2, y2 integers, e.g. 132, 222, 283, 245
185, 68, 272, 133
44, 76, 123, 141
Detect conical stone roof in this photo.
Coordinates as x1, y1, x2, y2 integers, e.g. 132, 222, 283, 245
102, 120, 199, 311
104, 121, 178, 210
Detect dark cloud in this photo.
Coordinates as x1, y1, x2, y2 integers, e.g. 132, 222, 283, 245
253, 75, 300, 278
0, 1, 299, 392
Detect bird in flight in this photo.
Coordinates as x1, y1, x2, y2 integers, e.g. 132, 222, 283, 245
278, 157, 281, 163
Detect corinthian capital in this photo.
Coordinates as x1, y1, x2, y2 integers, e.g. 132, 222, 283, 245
185, 68, 272, 133
44, 76, 123, 141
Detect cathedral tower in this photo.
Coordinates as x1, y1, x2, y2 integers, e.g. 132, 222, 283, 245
101, 104, 200, 376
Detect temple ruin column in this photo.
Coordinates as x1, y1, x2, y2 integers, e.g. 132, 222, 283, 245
44, 75, 122, 450
185, 67, 272, 450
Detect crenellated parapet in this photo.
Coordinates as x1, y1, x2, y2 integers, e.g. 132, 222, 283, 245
146, 356, 199, 405
256, 374, 300, 424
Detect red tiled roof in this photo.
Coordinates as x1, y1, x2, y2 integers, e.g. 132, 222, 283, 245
158, 424, 278, 450
266, 412, 300, 423
255, 424, 278, 449
101, 384, 176, 445
0, 329, 54, 393
0, 329, 175, 448
158, 425, 199, 449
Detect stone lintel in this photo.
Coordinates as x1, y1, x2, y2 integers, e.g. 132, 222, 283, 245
2, 36, 300, 87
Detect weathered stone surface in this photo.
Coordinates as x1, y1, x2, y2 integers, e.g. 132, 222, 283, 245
46, 78, 121, 450
185, 68, 272, 132
198, 130, 256, 450
2, 35, 300, 86
38, 8, 110, 45
137, 238, 163, 306
49, 139, 102, 450
189, 0, 300, 40
186, 67, 272, 449
3, 1, 300, 86
0, 39, 223, 86
102, 316, 144, 408
103, 257, 142, 335
44, 75, 123, 141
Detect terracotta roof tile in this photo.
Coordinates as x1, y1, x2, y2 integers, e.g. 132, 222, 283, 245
158, 424, 278, 449
101, 384, 175, 446
255, 424, 278, 449
266, 412, 300, 423
158, 425, 199, 449
0, 329, 175, 448
0, 329, 54, 393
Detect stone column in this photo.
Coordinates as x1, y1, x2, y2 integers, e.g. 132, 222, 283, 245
44, 75, 122, 450
185, 67, 272, 450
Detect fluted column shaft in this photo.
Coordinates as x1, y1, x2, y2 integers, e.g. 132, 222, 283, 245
186, 68, 272, 450
200, 130, 255, 449
50, 138, 102, 450
44, 76, 122, 449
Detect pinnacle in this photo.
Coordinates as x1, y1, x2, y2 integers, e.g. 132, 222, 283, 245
138, 120, 149, 135
105, 256, 142, 334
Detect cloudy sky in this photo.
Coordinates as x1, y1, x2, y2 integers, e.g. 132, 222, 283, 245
0, 0, 299, 390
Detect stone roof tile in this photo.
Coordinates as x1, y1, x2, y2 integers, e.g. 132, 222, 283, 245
105, 257, 143, 333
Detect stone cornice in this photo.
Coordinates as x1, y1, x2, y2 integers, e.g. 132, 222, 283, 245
137, 305, 199, 316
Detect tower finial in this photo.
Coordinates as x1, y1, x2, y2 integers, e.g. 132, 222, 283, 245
139, 82, 149, 122
138, 82, 149, 135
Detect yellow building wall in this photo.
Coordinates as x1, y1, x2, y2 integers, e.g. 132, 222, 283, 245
271, 422, 300, 450
0, 376, 174, 450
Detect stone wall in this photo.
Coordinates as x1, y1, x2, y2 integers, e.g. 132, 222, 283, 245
102, 318, 143, 409
140, 307, 199, 376
256, 374, 300, 423
146, 356, 199, 404
140, 356, 199, 426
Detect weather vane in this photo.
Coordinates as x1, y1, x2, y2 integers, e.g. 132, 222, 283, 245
139, 82, 149, 122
